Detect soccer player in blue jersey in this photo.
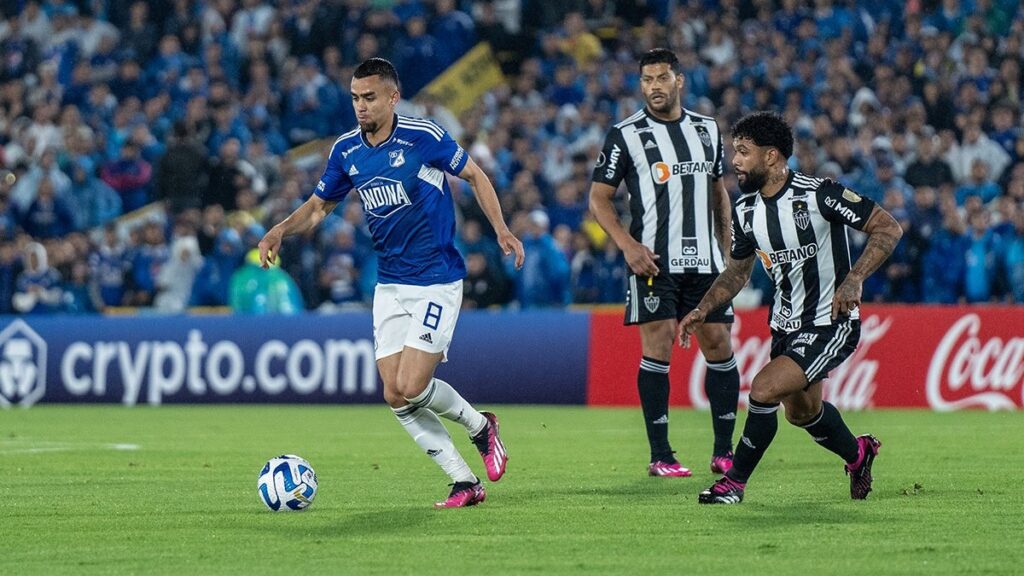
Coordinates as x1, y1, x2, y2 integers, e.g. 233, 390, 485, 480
258, 58, 524, 509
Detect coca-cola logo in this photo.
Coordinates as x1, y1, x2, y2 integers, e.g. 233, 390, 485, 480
689, 315, 889, 411
926, 314, 1024, 411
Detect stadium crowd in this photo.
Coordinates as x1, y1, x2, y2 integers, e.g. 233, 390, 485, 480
0, 0, 1022, 314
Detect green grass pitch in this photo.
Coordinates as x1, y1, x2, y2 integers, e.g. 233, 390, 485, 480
2, 406, 1022, 575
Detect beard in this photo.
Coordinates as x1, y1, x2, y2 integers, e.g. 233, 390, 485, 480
645, 91, 678, 115
358, 119, 379, 134
737, 167, 768, 193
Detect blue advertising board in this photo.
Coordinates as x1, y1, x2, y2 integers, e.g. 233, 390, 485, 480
0, 311, 589, 407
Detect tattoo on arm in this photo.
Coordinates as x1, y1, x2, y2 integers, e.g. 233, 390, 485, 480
849, 209, 903, 281
700, 256, 755, 312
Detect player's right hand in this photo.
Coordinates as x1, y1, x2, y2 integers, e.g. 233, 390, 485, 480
257, 229, 282, 269
677, 307, 706, 349
624, 240, 660, 277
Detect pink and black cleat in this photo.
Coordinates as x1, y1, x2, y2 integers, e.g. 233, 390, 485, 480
698, 475, 746, 504
648, 459, 692, 477
434, 480, 486, 509
846, 434, 881, 500
471, 411, 508, 482
710, 451, 734, 475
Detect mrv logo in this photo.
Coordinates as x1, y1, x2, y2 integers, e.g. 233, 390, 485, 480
358, 176, 411, 218
60, 331, 377, 406
0, 319, 46, 408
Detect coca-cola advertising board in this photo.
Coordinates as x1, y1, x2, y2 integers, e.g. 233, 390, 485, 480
587, 306, 1024, 411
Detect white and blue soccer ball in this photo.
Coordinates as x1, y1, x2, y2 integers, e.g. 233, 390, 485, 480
257, 454, 318, 512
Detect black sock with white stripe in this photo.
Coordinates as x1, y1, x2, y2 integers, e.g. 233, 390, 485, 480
705, 355, 740, 456
800, 402, 859, 463
638, 356, 673, 463
726, 398, 779, 484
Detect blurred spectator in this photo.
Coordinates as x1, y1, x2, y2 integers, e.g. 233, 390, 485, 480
229, 248, 303, 314
154, 229, 203, 312
100, 140, 153, 212
20, 177, 76, 238
515, 210, 570, 308
13, 241, 63, 313
88, 224, 129, 309
463, 250, 508, 309
156, 121, 210, 215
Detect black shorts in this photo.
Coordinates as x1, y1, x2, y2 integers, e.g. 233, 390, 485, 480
770, 320, 861, 385
624, 272, 734, 325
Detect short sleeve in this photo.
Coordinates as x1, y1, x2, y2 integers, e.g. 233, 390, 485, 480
423, 127, 470, 175
816, 179, 876, 231
314, 140, 354, 202
730, 205, 756, 260
713, 123, 724, 179
591, 128, 631, 187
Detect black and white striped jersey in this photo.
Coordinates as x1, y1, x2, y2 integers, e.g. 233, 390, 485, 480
732, 171, 877, 332
592, 107, 726, 274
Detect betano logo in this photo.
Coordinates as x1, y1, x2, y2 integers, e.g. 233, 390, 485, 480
0, 319, 47, 408
652, 160, 714, 184
754, 243, 818, 270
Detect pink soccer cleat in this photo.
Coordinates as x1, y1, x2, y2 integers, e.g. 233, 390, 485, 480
711, 452, 734, 475
471, 411, 508, 482
434, 480, 486, 509
698, 475, 746, 504
648, 459, 692, 477
846, 434, 881, 500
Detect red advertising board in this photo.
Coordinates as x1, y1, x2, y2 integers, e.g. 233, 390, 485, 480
587, 306, 1024, 411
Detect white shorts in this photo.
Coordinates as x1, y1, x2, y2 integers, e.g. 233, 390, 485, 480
372, 280, 463, 360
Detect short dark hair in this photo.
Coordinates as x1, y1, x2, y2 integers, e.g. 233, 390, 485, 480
638, 48, 679, 73
353, 57, 400, 88
730, 112, 794, 159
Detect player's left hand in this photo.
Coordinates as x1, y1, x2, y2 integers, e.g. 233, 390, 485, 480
499, 229, 525, 270
831, 277, 862, 320
677, 307, 707, 349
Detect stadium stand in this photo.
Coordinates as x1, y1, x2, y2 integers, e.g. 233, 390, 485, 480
0, 0, 1021, 314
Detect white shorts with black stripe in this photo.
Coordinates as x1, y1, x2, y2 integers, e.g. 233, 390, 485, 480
770, 320, 860, 385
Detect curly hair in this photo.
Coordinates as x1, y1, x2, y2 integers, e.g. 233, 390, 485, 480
730, 112, 794, 159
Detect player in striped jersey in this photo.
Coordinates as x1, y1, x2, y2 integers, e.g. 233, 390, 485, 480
258, 58, 524, 508
589, 49, 740, 478
680, 112, 903, 504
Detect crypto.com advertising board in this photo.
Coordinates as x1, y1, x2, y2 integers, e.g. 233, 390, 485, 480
0, 312, 589, 408
588, 305, 1024, 411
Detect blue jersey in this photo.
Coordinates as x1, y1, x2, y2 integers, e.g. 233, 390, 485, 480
315, 114, 470, 286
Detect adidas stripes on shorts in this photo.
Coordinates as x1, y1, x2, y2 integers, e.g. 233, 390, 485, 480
372, 280, 463, 360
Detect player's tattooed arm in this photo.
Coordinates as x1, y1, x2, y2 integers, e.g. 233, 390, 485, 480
711, 178, 731, 263
678, 255, 754, 347
832, 205, 903, 319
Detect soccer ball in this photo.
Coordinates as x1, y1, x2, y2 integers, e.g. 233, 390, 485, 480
257, 454, 318, 511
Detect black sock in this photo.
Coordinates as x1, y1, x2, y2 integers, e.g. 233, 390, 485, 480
638, 356, 672, 462
800, 402, 859, 463
705, 355, 740, 456
726, 398, 779, 484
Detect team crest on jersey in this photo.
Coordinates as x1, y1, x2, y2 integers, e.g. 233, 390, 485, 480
388, 149, 406, 168
792, 200, 810, 231
694, 125, 712, 148
644, 293, 660, 313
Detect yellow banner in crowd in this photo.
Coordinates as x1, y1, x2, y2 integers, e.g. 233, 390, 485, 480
418, 43, 505, 115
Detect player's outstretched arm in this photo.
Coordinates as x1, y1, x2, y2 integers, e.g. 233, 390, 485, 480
258, 195, 339, 269
460, 157, 525, 269
832, 205, 903, 319
588, 181, 660, 277
678, 254, 755, 347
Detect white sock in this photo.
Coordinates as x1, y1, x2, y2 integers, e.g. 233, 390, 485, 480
406, 378, 487, 437
393, 404, 476, 483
